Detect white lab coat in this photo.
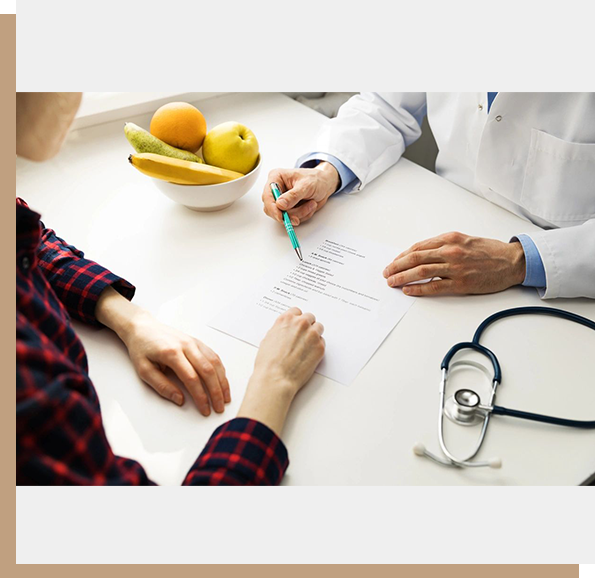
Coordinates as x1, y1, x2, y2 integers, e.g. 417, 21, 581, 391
303, 92, 595, 299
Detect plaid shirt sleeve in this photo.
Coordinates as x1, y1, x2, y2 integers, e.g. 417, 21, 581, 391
184, 418, 289, 485
17, 349, 289, 485
36, 224, 135, 326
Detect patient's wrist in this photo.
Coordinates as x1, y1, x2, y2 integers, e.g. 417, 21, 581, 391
237, 375, 296, 437
96, 286, 145, 341
247, 372, 297, 401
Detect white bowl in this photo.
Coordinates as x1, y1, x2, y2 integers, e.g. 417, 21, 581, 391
152, 156, 261, 212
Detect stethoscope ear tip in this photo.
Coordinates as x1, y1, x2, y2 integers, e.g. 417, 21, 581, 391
488, 457, 502, 469
413, 442, 427, 457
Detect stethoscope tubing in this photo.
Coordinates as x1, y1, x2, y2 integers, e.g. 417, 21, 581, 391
441, 341, 502, 382
472, 306, 595, 344
426, 306, 595, 468
491, 405, 595, 429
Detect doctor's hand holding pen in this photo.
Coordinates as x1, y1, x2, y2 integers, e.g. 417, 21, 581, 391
262, 163, 340, 226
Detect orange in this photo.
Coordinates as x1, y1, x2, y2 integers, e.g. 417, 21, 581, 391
150, 102, 207, 153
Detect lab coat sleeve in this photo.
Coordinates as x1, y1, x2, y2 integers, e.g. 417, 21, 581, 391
523, 218, 595, 299
296, 92, 427, 192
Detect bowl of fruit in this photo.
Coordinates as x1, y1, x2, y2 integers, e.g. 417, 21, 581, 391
125, 103, 261, 212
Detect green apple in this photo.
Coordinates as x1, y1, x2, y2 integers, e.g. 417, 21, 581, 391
202, 121, 259, 174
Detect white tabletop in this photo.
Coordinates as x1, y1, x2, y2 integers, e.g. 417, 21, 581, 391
17, 92, 595, 485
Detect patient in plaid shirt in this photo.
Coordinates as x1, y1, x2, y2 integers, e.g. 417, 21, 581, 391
16, 92, 326, 485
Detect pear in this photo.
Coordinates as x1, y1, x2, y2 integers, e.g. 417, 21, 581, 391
124, 122, 203, 163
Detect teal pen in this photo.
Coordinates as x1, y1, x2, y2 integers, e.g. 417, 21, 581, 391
270, 182, 303, 261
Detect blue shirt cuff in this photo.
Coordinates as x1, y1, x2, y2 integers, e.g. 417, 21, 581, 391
297, 152, 359, 194
513, 234, 547, 288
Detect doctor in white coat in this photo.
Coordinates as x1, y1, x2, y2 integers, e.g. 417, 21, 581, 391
262, 93, 595, 299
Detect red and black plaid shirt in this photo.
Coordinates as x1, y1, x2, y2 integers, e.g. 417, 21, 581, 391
16, 199, 289, 485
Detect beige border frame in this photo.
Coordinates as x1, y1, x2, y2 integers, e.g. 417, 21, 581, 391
3, 10, 17, 568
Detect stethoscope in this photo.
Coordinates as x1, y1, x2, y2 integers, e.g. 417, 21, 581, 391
414, 306, 595, 469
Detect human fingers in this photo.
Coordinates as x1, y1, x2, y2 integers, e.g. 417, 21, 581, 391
303, 316, 324, 353
285, 307, 303, 317
383, 250, 445, 278
275, 186, 310, 212
262, 184, 284, 222
193, 340, 231, 404
301, 312, 316, 325
402, 279, 455, 296
136, 360, 185, 406
387, 264, 448, 287
304, 325, 326, 364
176, 345, 225, 415
262, 169, 293, 222
292, 320, 326, 388
394, 236, 447, 261
286, 200, 318, 226
183, 345, 225, 413
159, 350, 212, 415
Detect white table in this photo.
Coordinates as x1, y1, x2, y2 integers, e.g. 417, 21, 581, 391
17, 92, 595, 485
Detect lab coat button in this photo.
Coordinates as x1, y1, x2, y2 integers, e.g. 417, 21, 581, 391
22, 256, 30, 270
495, 115, 502, 122
478, 104, 483, 111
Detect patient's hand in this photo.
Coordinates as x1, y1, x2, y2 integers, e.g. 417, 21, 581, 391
237, 307, 325, 436
250, 307, 325, 395
383, 232, 526, 296
122, 312, 230, 415
96, 287, 230, 415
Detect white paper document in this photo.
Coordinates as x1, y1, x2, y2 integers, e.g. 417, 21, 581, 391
210, 227, 414, 385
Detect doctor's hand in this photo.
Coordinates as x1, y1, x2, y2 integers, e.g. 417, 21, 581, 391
262, 162, 340, 226
383, 232, 526, 296
237, 307, 325, 436
96, 287, 230, 416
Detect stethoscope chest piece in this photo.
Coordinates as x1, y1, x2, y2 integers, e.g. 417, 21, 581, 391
444, 388, 487, 426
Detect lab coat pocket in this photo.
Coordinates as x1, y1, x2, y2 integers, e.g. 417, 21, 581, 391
520, 128, 595, 224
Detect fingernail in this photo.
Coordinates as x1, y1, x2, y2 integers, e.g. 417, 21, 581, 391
172, 393, 183, 406
383, 268, 389, 278
277, 199, 288, 209
202, 407, 211, 417
388, 277, 396, 287
291, 217, 299, 226
403, 287, 411, 295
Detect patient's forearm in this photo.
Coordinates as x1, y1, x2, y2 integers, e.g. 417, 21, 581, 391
237, 377, 295, 438
96, 286, 144, 340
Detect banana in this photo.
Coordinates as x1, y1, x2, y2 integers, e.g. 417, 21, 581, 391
128, 153, 244, 185
124, 122, 203, 163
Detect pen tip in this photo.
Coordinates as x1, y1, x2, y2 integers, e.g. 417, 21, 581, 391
296, 247, 303, 261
